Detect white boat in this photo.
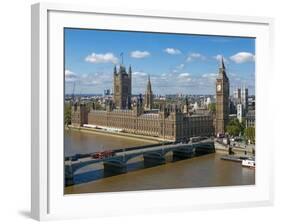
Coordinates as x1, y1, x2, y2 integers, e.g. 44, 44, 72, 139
242, 159, 255, 168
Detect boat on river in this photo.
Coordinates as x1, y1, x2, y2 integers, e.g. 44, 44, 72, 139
242, 159, 255, 168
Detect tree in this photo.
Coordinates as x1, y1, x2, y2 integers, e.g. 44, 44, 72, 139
226, 118, 245, 137
208, 103, 216, 113
240, 118, 246, 136
226, 124, 240, 136
64, 103, 72, 125
244, 127, 255, 144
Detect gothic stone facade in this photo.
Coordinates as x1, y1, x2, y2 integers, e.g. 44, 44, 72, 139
71, 103, 88, 127
71, 64, 214, 141
84, 107, 213, 141
72, 103, 214, 141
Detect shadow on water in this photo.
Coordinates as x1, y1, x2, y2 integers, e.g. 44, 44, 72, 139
73, 161, 145, 184
172, 155, 193, 162
72, 158, 181, 185
72, 153, 213, 185
74, 169, 104, 185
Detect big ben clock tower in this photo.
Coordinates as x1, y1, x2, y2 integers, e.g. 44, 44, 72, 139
216, 57, 229, 135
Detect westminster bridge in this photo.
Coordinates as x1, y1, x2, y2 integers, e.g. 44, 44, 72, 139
65, 138, 215, 186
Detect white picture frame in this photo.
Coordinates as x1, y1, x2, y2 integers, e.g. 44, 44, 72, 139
31, 2, 274, 221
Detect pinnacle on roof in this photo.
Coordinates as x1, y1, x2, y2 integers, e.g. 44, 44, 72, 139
146, 74, 152, 92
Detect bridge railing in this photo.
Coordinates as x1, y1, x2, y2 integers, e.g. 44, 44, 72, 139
64, 141, 175, 161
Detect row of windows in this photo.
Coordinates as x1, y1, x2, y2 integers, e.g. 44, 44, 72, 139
85, 112, 214, 138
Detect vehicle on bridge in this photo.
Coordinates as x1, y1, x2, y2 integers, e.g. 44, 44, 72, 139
190, 136, 209, 143
91, 150, 116, 159
217, 133, 225, 138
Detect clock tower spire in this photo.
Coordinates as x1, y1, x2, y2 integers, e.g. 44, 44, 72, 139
216, 57, 229, 135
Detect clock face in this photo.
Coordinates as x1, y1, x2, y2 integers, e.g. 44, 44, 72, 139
217, 84, 221, 92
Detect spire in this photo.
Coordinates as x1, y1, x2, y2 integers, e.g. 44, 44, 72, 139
185, 96, 188, 105
218, 55, 227, 79
113, 65, 117, 75
120, 52, 124, 65
128, 65, 132, 75
183, 96, 189, 114
146, 74, 152, 92
144, 74, 153, 110
221, 56, 225, 70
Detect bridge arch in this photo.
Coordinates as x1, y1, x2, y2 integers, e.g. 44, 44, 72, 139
65, 139, 215, 185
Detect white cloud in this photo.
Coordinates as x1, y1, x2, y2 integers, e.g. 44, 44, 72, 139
230, 52, 255, 64
202, 73, 217, 78
65, 69, 75, 76
172, 64, 185, 73
214, 54, 223, 61
213, 54, 228, 63
130, 50, 150, 59
80, 72, 112, 86
186, 53, 206, 62
177, 73, 192, 82
65, 69, 77, 82
177, 64, 185, 69
164, 48, 181, 55
132, 71, 148, 77
178, 73, 191, 78
229, 72, 237, 77
85, 52, 119, 64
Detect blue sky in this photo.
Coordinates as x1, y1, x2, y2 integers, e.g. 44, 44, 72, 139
65, 28, 255, 95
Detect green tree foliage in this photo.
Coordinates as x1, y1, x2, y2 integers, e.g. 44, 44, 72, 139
226, 118, 245, 136
64, 103, 72, 125
244, 127, 255, 144
208, 102, 216, 113
226, 124, 240, 136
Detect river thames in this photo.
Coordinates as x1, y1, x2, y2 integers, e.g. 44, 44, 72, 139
64, 129, 255, 194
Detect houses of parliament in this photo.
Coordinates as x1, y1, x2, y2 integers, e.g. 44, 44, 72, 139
71, 59, 229, 141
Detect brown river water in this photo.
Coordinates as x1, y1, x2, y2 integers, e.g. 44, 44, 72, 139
64, 129, 255, 194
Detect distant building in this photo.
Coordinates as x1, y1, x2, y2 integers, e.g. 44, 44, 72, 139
248, 97, 255, 111
229, 100, 236, 114
234, 88, 241, 100
103, 89, 111, 96
193, 102, 199, 110
237, 103, 244, 123
241, 87, 248, 112
245, 110, 255, 128
233, 87, 248, 112
205, 97, 212, 106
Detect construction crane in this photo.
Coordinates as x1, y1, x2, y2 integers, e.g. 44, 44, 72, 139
71, 82, 76, 103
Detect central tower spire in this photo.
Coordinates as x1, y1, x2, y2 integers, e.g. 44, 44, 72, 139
113, 63, 132, 109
